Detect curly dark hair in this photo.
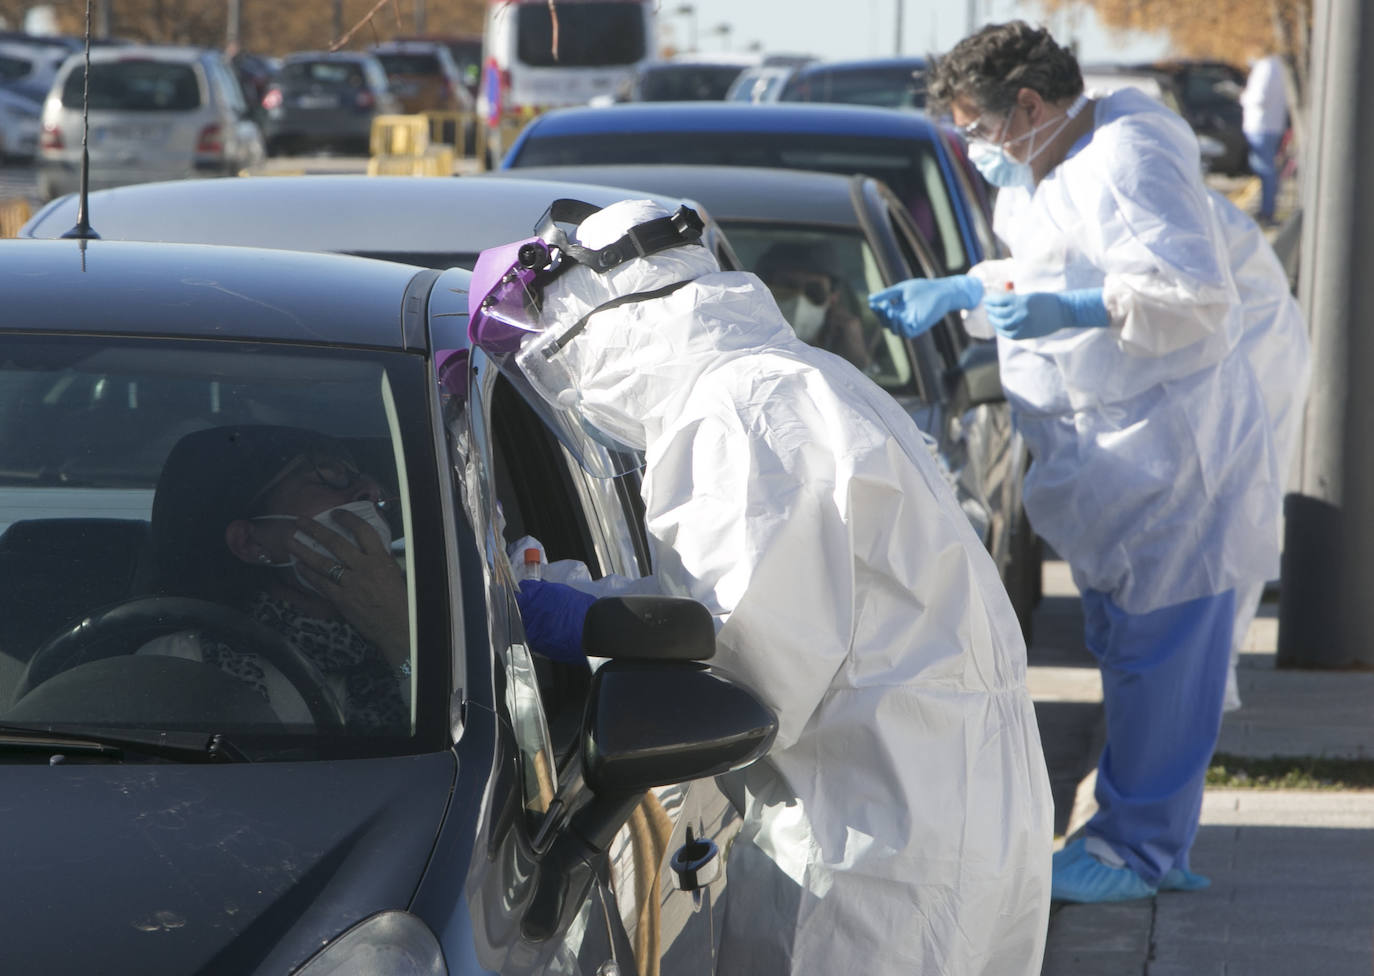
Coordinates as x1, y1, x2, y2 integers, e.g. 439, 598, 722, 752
927, 20, 1084, 116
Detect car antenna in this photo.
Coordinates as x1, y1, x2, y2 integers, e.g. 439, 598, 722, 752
60, 0, 99, 243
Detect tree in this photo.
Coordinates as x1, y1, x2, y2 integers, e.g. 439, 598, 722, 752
1035, 0, 1312, 146
0, 0, 485, 54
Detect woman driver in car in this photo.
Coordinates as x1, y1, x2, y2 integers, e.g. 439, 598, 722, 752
139, 424, 409, 731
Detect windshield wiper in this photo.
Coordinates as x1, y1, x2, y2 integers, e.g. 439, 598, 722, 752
0, 723, 250, 763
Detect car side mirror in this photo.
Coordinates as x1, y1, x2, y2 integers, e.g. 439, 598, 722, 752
946, 339, 1005, 409
581, 594, 715, 661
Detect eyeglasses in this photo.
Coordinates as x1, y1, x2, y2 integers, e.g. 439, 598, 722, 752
249, 453, 365, 509
958, 110, 1010, 145
768, 273, 833, 307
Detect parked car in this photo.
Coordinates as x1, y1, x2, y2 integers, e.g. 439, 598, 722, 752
1143, 58, 1249, 176
368, 39, 472, 115
0, 84, 40, 161
611, 53, 759, 102
488, 163, 1039, 632
776, 56, 929, 110
501, 101, 1002, 274
37, 45, 265, 201
21, 173, 741, 271
0, 39, 68, 103
0, 231, 775, 974
394, 33, 483, 97
723, 63, 796, 103
261, 51, 400, 155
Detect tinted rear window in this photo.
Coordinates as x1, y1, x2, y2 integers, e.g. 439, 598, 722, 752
780, 67, 927, 109
281, 61, 368, 87
376, 53, 441, 75
638, 65, 747, 101
516, 3, 645, 67
62, 60, 201, 111
511, 129, 965, 269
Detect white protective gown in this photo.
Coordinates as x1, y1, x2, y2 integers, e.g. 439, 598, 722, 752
975, 87, 1283, 615
537, 201, 1052, 975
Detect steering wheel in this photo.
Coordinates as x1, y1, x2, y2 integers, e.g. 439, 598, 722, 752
12, 597, 347, 731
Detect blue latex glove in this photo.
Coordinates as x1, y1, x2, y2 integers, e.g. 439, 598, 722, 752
868, 274, 985, 339
983, 288, 1111, 340
515, 578, 596, 664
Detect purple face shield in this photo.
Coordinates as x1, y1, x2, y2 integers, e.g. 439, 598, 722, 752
466, 236, 555, 354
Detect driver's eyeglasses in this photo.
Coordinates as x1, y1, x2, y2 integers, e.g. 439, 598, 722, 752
768, 275, 833, 306
249, 453, 365, 508
959, 113, 1005, 145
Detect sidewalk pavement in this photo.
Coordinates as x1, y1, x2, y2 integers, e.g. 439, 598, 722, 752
1027, 560, 1374, 976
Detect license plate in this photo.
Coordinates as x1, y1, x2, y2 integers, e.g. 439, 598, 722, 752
296, 94, 340, 109
93, 124, 169, 145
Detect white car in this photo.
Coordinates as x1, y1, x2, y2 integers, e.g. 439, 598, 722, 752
37, 45, 265, 201
0, 86, 40, 161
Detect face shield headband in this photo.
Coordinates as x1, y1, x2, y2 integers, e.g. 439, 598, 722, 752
467, 198, 706, 352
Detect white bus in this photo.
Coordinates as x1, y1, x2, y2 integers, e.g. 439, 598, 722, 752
479, 0, 657, 151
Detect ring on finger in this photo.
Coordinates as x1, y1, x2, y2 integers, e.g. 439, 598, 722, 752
327, 562, 345, 584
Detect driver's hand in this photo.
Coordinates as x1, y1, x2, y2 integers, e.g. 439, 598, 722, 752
289, 511, 409, 668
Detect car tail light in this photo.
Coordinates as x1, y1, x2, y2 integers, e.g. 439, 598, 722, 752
261, 87, 282, 110
40, 122, 62, 151
354, 90, 375, 110
196, 123, 223, 155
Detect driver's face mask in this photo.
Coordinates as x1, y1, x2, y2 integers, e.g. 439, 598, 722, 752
775, 291, 828, 343
253, 501, 394, 595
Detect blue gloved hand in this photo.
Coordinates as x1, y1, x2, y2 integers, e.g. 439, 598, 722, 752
868, 274, 985, 339
515, 578, 596, 664
983, 288, 1111, 340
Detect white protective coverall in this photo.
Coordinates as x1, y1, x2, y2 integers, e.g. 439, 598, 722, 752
971, 87, 1283, 615
537, 200, 1052, 975
1208, 187, 1310, 707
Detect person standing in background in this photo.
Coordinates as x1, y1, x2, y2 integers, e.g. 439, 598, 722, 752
1240, 49, 1289, 227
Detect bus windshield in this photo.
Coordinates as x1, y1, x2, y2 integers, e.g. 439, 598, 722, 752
516, 2, 646, 67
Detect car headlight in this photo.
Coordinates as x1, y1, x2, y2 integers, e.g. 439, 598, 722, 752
293, 911, 446, 975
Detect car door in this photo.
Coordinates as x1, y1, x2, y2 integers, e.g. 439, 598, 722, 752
428, 276, 740, 976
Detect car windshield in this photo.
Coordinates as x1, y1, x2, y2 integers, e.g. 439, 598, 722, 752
0, 335, 444, 760
376, 52, 441, 75
513, 130, 967, 270
779, 66, 927, 109
723, 222, 915, 391
516, 2, 645, 67
61, 60, 202, 111
638, 65, 747, 101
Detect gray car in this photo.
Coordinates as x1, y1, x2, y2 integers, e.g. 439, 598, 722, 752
261, 51, 401, 156
0, 229, 774, 975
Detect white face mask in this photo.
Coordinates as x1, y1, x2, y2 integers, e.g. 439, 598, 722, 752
254, 501, 394, 594
776, 292, 828, 343
970, 93, 1089, 189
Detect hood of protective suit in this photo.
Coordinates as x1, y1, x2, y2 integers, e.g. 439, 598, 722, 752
534, 199, 796, 454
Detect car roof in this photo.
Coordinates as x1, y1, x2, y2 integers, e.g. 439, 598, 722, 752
516, 101, 944, 140
283, 50, 376, 62
791, 56, 929, 75
487, 165, 867, 228
0, 238, 425, 347
20, 176, 701, 260
71, 44, 209, 64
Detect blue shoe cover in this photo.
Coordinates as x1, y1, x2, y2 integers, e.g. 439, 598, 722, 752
1052, 852, 1157, 903
1159, 867, 1211, 892
1052, 837, 1088, 872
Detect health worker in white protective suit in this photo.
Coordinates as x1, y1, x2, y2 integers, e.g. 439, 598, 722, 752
868, 21, 1301, 904
467, 197, 1053, 976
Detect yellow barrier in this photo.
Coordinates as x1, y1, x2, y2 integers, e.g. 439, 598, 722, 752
366, 148, 455, 177
422, 111, 473, 158
370, 114, 430, 158
0, 197, 32, 238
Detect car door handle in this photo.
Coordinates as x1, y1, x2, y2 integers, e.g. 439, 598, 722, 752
670, 827, 720, 892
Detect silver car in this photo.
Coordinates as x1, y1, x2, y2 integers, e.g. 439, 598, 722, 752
37, 45, 265, 200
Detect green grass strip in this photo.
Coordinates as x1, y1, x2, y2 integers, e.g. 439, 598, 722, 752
1207, 753, 1374, 791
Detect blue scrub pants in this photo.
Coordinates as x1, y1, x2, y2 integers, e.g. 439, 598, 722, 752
1081, 588, 1235, 885
1246, 130, 1283, 222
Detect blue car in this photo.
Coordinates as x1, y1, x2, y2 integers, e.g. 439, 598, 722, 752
501, 101, 1000, 274
775, 56, 930, 111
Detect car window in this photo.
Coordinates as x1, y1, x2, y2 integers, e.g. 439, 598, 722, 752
512, 130, 962, 267
376, 53, 442, 76
638, 65, 746, 101
207, 57, 246, 114
780, 66, 927, 109
515, 3, 645, 67
722, 222, 916, 392
0, 53, 32, 81
0, 335, 446, 758
61, 60, 203, 111
283, 60, 368, 87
